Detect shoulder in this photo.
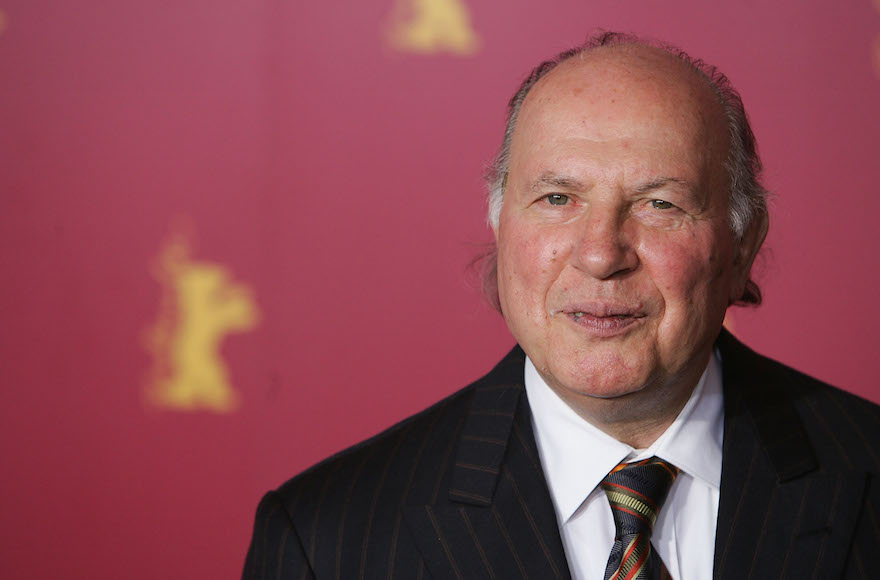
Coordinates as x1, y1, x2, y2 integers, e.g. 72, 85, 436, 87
244, 346, 528, 577
778, 362, 880, 470
277, 382, 472, 512
718, 330, 880, 472
272, 346, 526, 524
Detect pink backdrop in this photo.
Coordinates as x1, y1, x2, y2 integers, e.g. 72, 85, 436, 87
1, 1, 878, 578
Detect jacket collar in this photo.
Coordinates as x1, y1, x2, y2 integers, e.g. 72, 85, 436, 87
403, 345, 573, 579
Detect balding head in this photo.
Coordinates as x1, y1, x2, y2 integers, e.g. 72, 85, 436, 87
511, 45, 731, 213
484, 33, 768, 307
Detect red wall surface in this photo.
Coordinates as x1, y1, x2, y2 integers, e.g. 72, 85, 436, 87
1, 1, 878, 578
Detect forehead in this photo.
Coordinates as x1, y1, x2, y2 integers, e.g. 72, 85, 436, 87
512, 46, 728, 173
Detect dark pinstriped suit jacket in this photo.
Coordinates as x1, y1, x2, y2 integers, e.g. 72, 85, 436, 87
243, 331, 880, 579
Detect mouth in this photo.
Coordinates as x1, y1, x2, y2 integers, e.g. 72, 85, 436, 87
559, 303, 646, 336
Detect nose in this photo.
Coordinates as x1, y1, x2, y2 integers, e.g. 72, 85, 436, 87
572, 204, 639, 280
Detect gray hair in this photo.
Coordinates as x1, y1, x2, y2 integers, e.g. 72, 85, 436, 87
483, 31, 768, 306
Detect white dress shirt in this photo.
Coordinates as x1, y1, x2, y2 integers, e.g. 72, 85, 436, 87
524, 352, 724, 580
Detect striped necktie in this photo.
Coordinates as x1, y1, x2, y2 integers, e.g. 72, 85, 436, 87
600, 457, 680, 580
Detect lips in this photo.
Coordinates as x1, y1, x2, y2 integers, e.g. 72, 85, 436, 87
560, 302, 645, 317
556, 303, 646, 336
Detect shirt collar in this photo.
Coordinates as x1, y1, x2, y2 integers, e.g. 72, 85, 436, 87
524, 351, 724, 523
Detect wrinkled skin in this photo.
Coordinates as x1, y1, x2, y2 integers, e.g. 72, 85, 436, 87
494, 46, 767, 446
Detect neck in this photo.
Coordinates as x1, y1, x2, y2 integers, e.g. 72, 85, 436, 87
543, 360, 707, 449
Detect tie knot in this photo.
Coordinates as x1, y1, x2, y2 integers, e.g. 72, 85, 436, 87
601, 457, 679, 538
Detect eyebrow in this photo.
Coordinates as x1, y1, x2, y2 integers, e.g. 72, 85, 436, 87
632, 177, 692, 194
529, 174, 693, 195
530, 173, 588, 192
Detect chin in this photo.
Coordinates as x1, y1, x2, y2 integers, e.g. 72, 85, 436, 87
545, 355, 655, 401
564, 373, 651, 401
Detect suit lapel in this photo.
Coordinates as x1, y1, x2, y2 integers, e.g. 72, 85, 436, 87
713, 331, 866, 579
403, 347, 572, 579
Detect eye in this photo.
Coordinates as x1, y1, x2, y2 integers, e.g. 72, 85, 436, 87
545, 194, 569, 206
650, 199, 674, 210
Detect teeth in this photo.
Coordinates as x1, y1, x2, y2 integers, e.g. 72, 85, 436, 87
573, 312, 584, 317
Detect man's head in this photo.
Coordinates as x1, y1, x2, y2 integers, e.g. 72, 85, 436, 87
486, 32, 768, 307
488, 33, 769, 437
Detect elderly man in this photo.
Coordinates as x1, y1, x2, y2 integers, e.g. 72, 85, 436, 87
244, 33, 880, 579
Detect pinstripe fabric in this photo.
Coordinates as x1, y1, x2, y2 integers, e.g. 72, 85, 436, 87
401, 363, 570, 579
712, 331, 880, 579
243, 331, 880, 579
243, 347, 570, 580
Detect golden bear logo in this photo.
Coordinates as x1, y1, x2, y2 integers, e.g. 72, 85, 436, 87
145, 232, 259, 413
388, 0, 480, 55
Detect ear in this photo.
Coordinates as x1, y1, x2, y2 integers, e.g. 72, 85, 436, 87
490, 174, 507, 242
729, 211, 769, 303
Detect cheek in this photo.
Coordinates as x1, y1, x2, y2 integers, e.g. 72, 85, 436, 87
638, 232, 725, 302
498, 225, 570, 306
501, 227, 567, 278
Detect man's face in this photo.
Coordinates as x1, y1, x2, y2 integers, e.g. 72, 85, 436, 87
495, 48, 759, 411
